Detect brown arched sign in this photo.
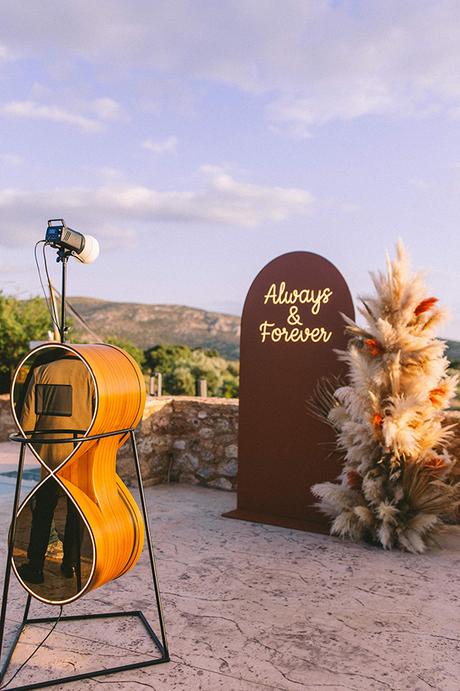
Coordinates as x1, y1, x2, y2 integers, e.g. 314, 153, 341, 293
224, 251, 354, 532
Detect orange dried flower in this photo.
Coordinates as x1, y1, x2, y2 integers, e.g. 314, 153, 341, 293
372, 413, 383, 426
414, 297, 438, 316
429, 386, 447, 407
423, 455, 448, 472
347, 470, 362, 489
364, 338, 383, 357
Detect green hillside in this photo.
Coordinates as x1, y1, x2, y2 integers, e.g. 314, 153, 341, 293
446, 339, 460, 365
68, 297, 241, 359
68, 298, 459, 367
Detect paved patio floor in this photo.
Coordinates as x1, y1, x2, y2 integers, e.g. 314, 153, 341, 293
0, 441, 459, 690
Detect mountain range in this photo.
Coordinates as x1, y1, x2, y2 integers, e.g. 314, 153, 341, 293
68, 297, 241, 359
68, 296, 460, 365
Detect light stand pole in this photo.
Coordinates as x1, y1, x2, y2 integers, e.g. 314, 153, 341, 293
57, 248, 71, 344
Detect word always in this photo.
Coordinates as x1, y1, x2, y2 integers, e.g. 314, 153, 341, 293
264, 282, 333, 315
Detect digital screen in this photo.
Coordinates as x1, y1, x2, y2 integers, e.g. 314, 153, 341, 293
45, 227, 63, 242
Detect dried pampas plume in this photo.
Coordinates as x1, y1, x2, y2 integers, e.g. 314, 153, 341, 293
311, 241, 459, 553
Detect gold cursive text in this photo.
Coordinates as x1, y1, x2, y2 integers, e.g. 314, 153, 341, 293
259, 322, 332, 344
263, 282, 333, 315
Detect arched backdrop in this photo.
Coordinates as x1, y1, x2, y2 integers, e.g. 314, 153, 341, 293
224, 251, 355, 532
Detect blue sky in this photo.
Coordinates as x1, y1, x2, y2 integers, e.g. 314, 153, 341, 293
0, 1, 459, 338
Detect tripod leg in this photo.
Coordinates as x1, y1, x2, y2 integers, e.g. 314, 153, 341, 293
129, 431, 169, 658
22, 594, 31, 625
0, 442, 26, 678
69, 432, 82, 590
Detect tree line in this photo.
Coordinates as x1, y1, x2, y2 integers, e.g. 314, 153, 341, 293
0, 293, 239, 397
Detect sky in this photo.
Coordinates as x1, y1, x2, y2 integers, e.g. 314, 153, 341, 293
0, 1, 459, 338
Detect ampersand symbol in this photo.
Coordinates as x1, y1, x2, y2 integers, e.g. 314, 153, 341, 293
287, 305, 303, 326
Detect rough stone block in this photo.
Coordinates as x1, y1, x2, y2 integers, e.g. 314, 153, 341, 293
225, 443, 238, 459
208, 477, 233, 491
0, 395, 15, 441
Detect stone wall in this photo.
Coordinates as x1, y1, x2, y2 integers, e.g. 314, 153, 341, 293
1, 394, 458, 493
117, 396, 239, 490
0, 394, 15, 440
0, 392, 239, 489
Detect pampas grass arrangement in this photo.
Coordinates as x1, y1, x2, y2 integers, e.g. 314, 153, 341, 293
311, 241, 459, 553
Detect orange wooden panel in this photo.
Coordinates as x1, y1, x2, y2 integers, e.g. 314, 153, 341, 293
11, 342, 146, 605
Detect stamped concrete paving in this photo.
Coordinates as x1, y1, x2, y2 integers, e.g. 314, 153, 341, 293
0, 441, 459, 690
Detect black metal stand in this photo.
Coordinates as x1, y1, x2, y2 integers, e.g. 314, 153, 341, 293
0, 429, 169, 690
58, 249, 68, 344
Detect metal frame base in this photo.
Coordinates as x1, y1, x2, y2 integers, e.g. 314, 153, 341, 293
1, 609, 169, 691
0, 429, 169, 689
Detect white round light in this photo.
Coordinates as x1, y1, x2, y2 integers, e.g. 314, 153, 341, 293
77, 235, 100, 264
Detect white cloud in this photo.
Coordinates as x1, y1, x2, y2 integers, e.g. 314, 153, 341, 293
198, 165, 312, 224
340, 202, 360, 214
91, 97, 125, 122
142, 136, 178, 154
97, 166, 125, 181
0, 96, 125, 133
0, 44, 8, 60
0, 100, 102, 133
0, 263, 22, 275
0, 43, 15, 61
0, 153, 23, 166
0, 167, 314, 247
408, 177, 433, 191
268, 84, 394, 136
2, 2, 460, 130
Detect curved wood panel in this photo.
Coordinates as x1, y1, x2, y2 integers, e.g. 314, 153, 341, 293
10, 342, 146, 605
